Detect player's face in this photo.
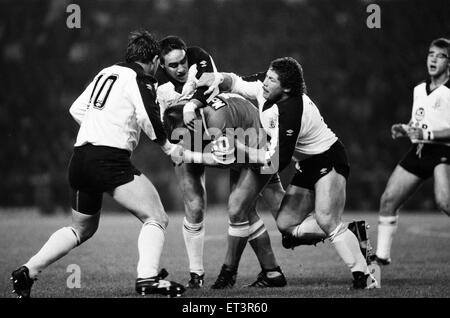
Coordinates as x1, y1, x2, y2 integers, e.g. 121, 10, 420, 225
263, 68, 286, 102
427, 46, 449, 78
161, 49, 189, 83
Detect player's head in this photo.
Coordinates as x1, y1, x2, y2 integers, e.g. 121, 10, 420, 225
163, 102, 199, 141
427, 37, 450, 78
126, 30, 161, 76
159, 36, 189, 83
263, 57, 306, 102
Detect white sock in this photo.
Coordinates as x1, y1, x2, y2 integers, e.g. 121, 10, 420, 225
137, 221, 165, 279
182, 218, 205, 276
293, 213, 326, 237
330, 224, 368, 274
24, 227, 80, 279
376, 215, 398, 260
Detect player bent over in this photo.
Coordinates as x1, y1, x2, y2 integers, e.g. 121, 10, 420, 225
376, 38, 450, 265
194, 57, 378, 289
11, 30, 185, 298
163, 94, 287, 289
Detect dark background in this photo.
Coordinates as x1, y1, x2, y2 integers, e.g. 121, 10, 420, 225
0, 0, 448, 213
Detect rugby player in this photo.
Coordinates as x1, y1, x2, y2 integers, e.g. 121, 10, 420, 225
192, 57, 378, 289
10, 30, 185, 298
376, 38, 450, 265
163, 93, 287, 289
155, 36, 216, 288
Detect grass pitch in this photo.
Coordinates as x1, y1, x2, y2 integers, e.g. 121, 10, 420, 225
1, 208, 449, 298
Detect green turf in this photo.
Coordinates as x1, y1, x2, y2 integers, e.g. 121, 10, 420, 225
1, 208, 449, 298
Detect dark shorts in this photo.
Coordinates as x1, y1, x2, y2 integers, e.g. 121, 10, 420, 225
399, 143, 450, 179
290, 140, 350, 190
68, 144, 141, 214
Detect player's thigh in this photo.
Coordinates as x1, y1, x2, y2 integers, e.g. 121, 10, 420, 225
111, 174, 167, 224
314, 169, 346, 230
258, 174, 285, 219
228, 169, 271, 222
276, 185, 314, 232
434, 164, 450, 214
380, 165, 422, 213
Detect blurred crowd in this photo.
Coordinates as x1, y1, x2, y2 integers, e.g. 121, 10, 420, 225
0, 0, 448, 212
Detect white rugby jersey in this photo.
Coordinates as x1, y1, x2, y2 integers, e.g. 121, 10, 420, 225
156, 46, 217, 120
229, 72, 337, 171
70, 62, 167, 152
409, 80, 450, 146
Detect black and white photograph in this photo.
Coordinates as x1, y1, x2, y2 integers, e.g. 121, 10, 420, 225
0, 0, 449, 310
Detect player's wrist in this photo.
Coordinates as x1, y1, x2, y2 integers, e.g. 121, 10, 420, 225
183, 101, 197, 114
161, 140, 180, 156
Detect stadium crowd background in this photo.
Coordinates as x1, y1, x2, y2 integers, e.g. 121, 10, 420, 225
0, 0, 448, 213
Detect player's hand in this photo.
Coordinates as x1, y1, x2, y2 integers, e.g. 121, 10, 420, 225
197, 72, 224, 102
391, 123, 409, 139
183, 101, 198, 131
407, 127, 424, 141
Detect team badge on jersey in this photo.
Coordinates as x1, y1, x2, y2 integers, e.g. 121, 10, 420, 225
269, 118, 276, 128
415, 107, 425, 122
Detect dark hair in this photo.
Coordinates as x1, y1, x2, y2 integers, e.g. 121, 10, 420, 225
162, 104, 185, 140
430, 37, 450, 57
159, 36, 187, 63
270, 57, 306, 96
125, 30, 160, 63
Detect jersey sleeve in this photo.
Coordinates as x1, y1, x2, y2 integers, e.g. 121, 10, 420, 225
69, 77, 97, 125
189, 47, 219, 106
229, 72, 265, 100
130, 76, 167, 142
271, 101, 302, 172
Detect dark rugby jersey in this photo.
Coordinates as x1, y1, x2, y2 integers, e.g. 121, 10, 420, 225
199, 93, 268, 165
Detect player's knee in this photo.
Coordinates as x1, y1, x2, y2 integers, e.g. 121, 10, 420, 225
185, 198, 205, 223
314, 211, 338, 235
75, 223, 98, 244
380, 189, 398, 213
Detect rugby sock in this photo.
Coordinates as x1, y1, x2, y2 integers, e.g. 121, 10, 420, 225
330, 223, 368, 274
376, 215, 398, 260
248, 219, 279, 271
137, 221, 165, 279
182, 217, 205, 276
24, 227, 80, 279
292, 213, 327, 238
224, 221, 249, 270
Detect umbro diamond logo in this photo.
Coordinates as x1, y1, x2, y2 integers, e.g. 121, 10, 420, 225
199, 60, 207, 68
286, 129, 294, 136
319, 168, 329, 175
